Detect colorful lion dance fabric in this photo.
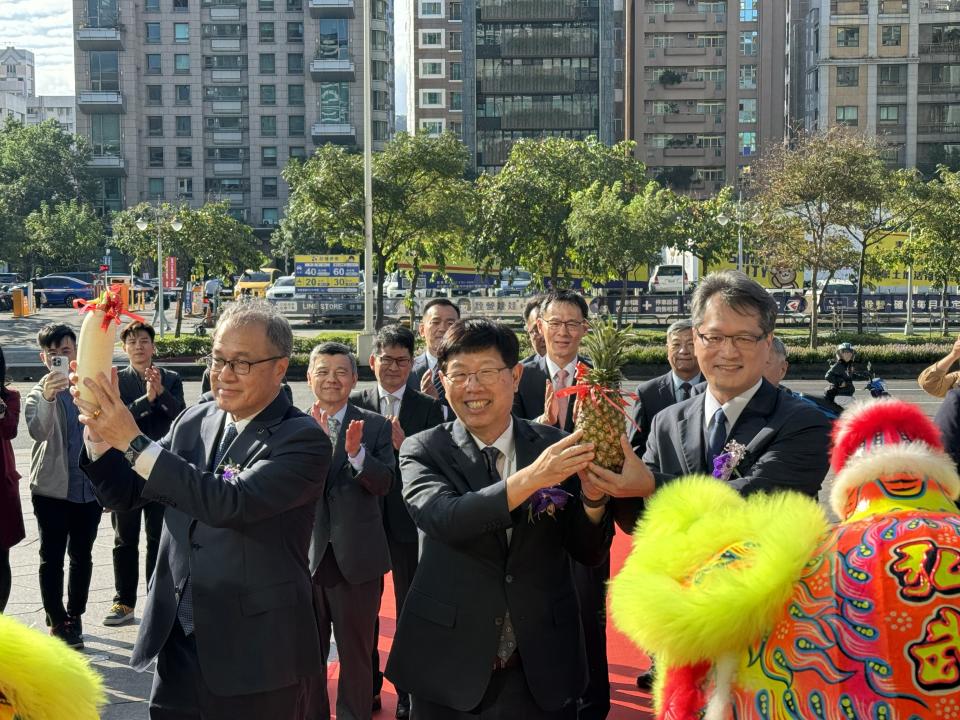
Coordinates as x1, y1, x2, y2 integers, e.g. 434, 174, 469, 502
610, 399, 960, 720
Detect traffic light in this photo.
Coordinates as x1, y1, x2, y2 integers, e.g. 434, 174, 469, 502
99, 264, 110, 272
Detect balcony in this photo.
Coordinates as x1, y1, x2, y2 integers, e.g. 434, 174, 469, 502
212, 130, 243, 143
478, 69, 595, 95
77, 25, 123, 50
830, 0, 868, 14
918, 81, 960, 99
877, 122, 907, 135
209, 6, 240, 19
87, 155, 126, 176
310, 53, 355, 81
478, 0, 596, 22
918, 122, 960, 135
311, 122, 357, 145
211, 100, 243, 113
214, 161, 244, 174
225, 192, 246, 205
77, 91, 125, 113
479, 32, 597, 58
211, 38, 241, 51
309, 0, 355, 17
920, 0, 960, 12
211, 70, 243, 83
481, 108, 597, 131
919, 41, 960, 57
877, 83, 907, 96
646, 112, 725, 132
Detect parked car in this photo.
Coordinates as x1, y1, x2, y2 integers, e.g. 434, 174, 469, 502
648, 264, 689, 294
32, 275, 96, 307
58, 271, 99, 285
496, 269, 533, 297
266, 275, 296, 301
0, 282, 29, 311
0, 272, 22, 285
234, 268, 280, 299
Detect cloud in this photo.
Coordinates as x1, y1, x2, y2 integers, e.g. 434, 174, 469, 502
0, 0, 75, 95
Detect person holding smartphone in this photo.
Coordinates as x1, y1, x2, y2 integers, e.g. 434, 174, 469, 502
0, 344, 23, 613
24, 324, 102, 648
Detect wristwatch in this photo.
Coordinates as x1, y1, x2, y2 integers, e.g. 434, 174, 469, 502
124, 433, 152, 465
580, 491, 611, 508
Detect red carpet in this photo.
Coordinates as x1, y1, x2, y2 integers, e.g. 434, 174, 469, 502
328, 531, 654, 719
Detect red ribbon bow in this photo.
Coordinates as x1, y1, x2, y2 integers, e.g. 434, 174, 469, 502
74, 284, 146, 331
555, 361, 642, 435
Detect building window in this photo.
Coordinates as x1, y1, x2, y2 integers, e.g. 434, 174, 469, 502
373, 30, 389, 51
287, 22, 303, 42
146, 85, 162, 104
175, 84, 191, 103
738, 98, 757, 123
450, 62, 462, 81
419, 89, 444, 107
262, 115, 277, 136
419, 119, 444, 136
837, 66, 859, 86
261, 84, 276, 105
449, 91, 463, 111
289, 146, 306, 160
90, 51, 119, 91
289, 115, 305, 136
148, 178, 164, 199
879, 104, 901, 123
145, 22, 161, 43
836, 105, 859, 126
173, 0, 188, 10
262, 208, 279, 226
373, 90, 388, 111
419, 0, 442, 16
288, 53, 304, 73
373, 120, 388, 141
739, 131, 757, 156
286, 0, 302, 9
879, 64, 903, 85
260, 53, 276, 74
449, 120, 462, 137
148, 147, 164, 167
90, 114, 121, 155
176, 147, 192, 167
259, 22, 275, 42
740, 0, 757, 21
738, 64, 756, 89
175, 54, 190, 73
419, 30, 443, 48
739, 31, 757, 55
175, 178, 192, 197
176, 116, 192, 136
262, 146, 277, 167
449, 1, 462, 20
288, 84, 304, 105
147, 116, 163, 137
449, 31, 462, 51
262, 176, 278, 198
174, 23, 189, 42
837, 27, 860, 47
145, 0, 160, 10
258, 0, 273, 8
882, 25, 902, 46
419, 60, 444, 78
146, 54, 161, 74
319, 82, 349, 122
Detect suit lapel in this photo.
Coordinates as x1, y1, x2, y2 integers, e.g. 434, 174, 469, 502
397, 390, 415, 428
729, 380, 781, 455
327, 403, 358, 482
200, 408, 225, 470
658, 374, 676, 406
450, 420, 491, 494
222, 391, 291, 470
677, 394, 706, 474
362, 388, 380, 414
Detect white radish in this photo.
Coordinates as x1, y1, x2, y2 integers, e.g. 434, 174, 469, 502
75, 293, 120, 409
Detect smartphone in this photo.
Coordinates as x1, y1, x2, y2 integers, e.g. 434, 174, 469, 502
50, 355, 70, 376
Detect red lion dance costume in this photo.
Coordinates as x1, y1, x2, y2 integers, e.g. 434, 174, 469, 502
610, 399, 960, 720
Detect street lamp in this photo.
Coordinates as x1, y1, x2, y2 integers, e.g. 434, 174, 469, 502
716, 188, 763, 272
136, 209, 182, 338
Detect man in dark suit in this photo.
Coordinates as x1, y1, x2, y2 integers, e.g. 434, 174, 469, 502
629, 319, 701, 453
75, 299, 330, 719
386, 318, 612, 719
104, 321, 186, 628
350, 325, 444, 719
306, 342, 395, 720
521, 295, 546, 365
406, 297, 460, 411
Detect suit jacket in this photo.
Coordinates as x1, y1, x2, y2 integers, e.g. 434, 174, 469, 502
934, 389, 960, 510
629, 372, 701, 451
643, 378, 830, 498
118, 365, 186, 441
386, 417, 613, 712
512, 354, 589, 432
350, 387, 445, 544
308, 402, 395, 584
80, 391, 330, 696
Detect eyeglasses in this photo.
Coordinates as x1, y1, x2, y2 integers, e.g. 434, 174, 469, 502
542, 319, 588, 333
442, 367, 511, 387
376, 355, 412, 368
694, 329, 767, 350
667, 342, 695, 352
204, 354, 284, 375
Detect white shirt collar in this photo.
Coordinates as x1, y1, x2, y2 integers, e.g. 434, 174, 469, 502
228, 390, 281, 433
545, 355, 578, 387
328, 402, 350, 426
468, 418, 516, 466
703, 379, 763, 432
425, 351, 438, 369
378, 383, 406, 408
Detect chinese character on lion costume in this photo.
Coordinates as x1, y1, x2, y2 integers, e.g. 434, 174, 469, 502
610, 399, 960, 720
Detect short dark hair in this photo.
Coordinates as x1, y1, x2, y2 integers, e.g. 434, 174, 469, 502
422, 297, 460, 319
539, 289, 589, 320
690, 271, 778, 336
437, 318, 519, 372
37, 323, 77, 350
523, 295, 544, 322
120, 320, 156, 344
374, 324, 415, 356
309, 341, 358, 375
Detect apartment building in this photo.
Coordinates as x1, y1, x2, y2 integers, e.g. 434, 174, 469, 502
26, 96, 77, 133
626, 0, 786, 195
0, 47, 36, 98
410, 0, 623, 172
793, 0, 960, 172
72, 0, 394, 226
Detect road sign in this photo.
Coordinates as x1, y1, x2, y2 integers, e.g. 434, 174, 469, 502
294, 255, 360, 295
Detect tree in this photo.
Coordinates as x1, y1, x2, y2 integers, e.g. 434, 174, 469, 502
473, 136, 646, 287
567, 180, 675, 326
112, 201, 262, 336
23, 201, 105, 275
752, 128, 878, 348
671, 187, 744, 276
0, 120, 95, 271
281, 131, 472, 327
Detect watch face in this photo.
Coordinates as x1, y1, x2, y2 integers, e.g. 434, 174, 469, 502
131, 434, 152, 453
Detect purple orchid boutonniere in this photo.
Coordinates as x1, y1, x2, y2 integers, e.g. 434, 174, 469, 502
712, 440, 748, 483
220, 463, 242, 483
528, 487, 573, 523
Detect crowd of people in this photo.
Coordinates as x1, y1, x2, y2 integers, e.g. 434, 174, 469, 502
0, 269, 959, 719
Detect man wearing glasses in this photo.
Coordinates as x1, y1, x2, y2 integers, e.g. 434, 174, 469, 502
350, 325, 444, 719
386, 318, 611, 718
584, 271, 831, 506
75, 300, 331, 719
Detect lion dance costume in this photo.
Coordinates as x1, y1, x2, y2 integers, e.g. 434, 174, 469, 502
610, 399, 960, 720
0, 613, 104, 720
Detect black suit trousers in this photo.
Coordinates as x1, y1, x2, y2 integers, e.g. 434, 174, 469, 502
373, 537, 419, 698
572, 556, 611, 720
149, 620, 307, 720
111, 501, 165, 607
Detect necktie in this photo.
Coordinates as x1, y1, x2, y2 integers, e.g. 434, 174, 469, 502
555, 368, 570, 427
327, 416, 341, 442
480, 445, 518, 664
432, 367, 446, 405
706, 407, 728, 469
679, 382, 692, 402
179, 421, 238, 635
381, 394, 398, 417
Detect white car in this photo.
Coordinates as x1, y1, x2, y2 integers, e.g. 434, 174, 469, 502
648, 264, 689, 294
265, 275, 296, 301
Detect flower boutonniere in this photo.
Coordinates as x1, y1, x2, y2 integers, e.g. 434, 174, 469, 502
712, 440, 748, 482
528, 487, 573, 523
220, 463, 242, 483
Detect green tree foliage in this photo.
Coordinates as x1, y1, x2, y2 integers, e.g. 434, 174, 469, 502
23, 200, 105, 274
280, 131, 472, 327
474, 136, 646, 287
671, 186, 744, 274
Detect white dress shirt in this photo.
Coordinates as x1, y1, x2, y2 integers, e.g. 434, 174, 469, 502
703, 379, 764, 441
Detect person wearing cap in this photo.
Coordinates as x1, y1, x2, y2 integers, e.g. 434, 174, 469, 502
824, 342, 869, 407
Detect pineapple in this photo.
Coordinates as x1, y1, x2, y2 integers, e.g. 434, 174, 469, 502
575, 319, 638, 472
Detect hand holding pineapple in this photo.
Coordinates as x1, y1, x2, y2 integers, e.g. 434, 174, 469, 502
583, 434, 655, 499
506, 430, 597, 511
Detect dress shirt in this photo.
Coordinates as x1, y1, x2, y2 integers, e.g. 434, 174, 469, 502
468, 420, 517, 544
703, 379, 764, 442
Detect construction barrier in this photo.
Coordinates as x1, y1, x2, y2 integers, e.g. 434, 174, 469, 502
11, 283, 35, 317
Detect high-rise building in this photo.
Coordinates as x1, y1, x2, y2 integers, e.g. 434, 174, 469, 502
790, 0, 960, 173
0, 47, 36, 98
625, 0, 786, 196
410, 0, 624, 172
72, 0, 394, 225
26, 96, 77, 133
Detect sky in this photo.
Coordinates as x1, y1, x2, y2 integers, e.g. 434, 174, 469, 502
0, 0, 408, 106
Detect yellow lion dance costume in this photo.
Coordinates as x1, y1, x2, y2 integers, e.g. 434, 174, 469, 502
610, 399, 960, 720
0, 614, 104, 720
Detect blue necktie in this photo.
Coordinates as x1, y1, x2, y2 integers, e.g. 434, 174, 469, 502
706, 408, 727, 468
178, 421, 238, 635
432, 368, 447, 405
